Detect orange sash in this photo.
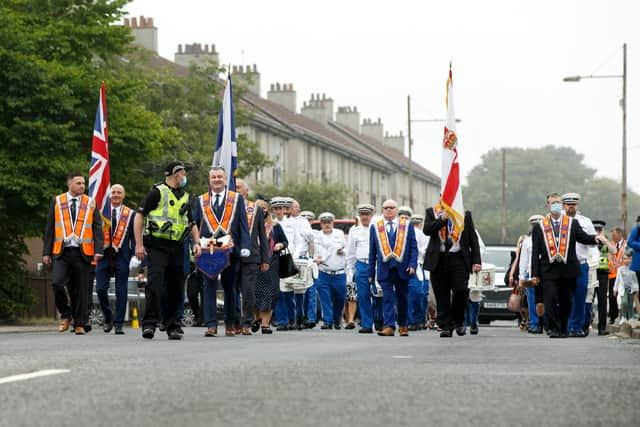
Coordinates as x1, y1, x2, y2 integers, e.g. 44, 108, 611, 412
540, 214, 572, 263
200, 191, 238, 236
111, 206, 132, 252
246, 201, 255, 235
435, 204, 459, 242
375, 217, 408, 262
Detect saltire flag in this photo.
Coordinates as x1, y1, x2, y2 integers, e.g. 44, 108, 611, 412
88, 81, 111, 229
212, 73, 238, 191
440, 64, 464, 239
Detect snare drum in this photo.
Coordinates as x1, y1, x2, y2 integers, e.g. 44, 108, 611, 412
468, 268, 496, 291
280, 259, 315, 293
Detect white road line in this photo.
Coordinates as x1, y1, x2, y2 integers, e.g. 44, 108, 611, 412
392, 355, 413, 359
0, 369, 70, 385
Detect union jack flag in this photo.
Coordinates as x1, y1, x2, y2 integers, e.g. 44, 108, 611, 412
88, 82, 111, 226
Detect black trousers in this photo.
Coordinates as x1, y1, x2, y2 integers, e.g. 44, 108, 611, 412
431, 252, 469, 331
596, 270, 609, 332
142, 244, 184, 333
542, 276, 576, 334
186, 270, 202, 323
52, 248, 90, 327
608, 277, 619, 322
235, 263, 259, 327
221, 258, 240, 327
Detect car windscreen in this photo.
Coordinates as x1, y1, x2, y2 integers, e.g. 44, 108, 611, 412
483, 249, 513, 273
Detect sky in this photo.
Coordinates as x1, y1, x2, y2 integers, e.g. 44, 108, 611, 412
125, 0, 638, 192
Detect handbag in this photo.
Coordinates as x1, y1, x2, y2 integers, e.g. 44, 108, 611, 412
507, 288, 521, 313
278, 249, 299, 279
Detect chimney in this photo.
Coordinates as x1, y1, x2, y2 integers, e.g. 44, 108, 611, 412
125, 15, 158, 53
335, 106, 360, 132
232, 64, 261, 95
174, 43, 219, 68
300, 93, 334, 125
267, 83, 297, 112
383, 131, 405, 154
361, 117, 384, 142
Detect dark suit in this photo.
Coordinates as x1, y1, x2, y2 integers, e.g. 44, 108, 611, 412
235, 204, 269, 327
531, 215, 597, 335
43, 194, 103, 328
95, 205, 135, 327
193, 189, 250, 329
423, 209, 481, 331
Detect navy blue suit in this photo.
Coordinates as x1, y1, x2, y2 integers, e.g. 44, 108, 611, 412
95, 205, 136, 327
193, 190, 250, 329
368, 218, 418, 329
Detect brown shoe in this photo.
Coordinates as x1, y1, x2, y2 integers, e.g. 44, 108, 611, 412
233, 325, 242, 335
74, 326, 85, 335
204, 327, 217, 337
241, 327, 252, 336
399, 327, 409, 337
58, 318, 71, 332
377, 326, 395, 336
225, 328, 236, 337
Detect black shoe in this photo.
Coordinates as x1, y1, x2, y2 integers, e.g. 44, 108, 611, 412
470, 324, 479, 335
261, 327, 273, 334
535, 325, 544, 334
83, 324, 92, 333
276, 325, 289, 331
374, 322, 383, 332
158, 323, 167, 332
408, 324, 419, 331
598, 330, 610, 336
440, 329, 453, 338
115, 325, 124, 335
569, 331, 586, 338
320, 324, 332, 330
345, 322, 356, 330
103, 321, 113, 333
251, 320, 261, 333
176, 326, 184, 335
549, 331, 568, 338
358, 328, 373, 334
608, 319, 615, 325
456, 326, 466, 336
583, 328, 590, 337
305, 321, 317, 329
333, 323, 342, 330
168, 330, 182, 340
142, 327, 155, 339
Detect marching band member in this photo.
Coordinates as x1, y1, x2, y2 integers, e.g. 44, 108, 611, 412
95, 184, 135, 335
530, 193, 603, 338
300, 211, 320, 328
369, 200, 418, 337
518, 214, 545, 334
273, 197, 296, 330
346, 204, 377, 333
314, 212, 347, 329
408, 214, 429, 331
290, 200, 315, 329
192, 166, 250, 337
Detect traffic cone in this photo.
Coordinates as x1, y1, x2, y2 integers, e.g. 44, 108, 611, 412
131, 306, 140, 329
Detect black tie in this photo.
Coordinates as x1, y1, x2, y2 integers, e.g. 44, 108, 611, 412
70, 198, 77, 224
214, 194, 222, 218
112, 207, 117, 237
445, 223, 453, 252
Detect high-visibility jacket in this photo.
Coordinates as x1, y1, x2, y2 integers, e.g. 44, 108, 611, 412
53, 193, 95, 257
145, 184, 189, 241
597, 243, 609, 271
608, 240, 626, 279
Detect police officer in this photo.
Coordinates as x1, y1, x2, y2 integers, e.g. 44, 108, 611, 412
133, 161, 201, 340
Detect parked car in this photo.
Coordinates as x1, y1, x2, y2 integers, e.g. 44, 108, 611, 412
310, 218, 356, 235
478, 245, 518, 324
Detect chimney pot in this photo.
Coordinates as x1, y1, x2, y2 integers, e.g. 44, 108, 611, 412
124, 17, 130, 27
131, 17, 137, 27
147, 17, 154, 27
139, 16, 145, 26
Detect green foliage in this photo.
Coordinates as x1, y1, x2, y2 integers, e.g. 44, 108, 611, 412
254, 181, 352, 218
464, 145, 640, 245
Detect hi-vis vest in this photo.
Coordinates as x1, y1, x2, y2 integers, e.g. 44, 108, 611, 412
598, 243, 609, 271
145, 184, 189, 241
608, 240, 626, 279
53, 193, 95, 256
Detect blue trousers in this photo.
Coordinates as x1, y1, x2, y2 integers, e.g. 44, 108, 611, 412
373, 296, 383, 325
295, 293, 304, 320
421, 279, 430, 323
527, 287, 539, 329
202, 264, 236, 328
305, 280, 319, 322
464, 301, 480, 327
380, 268, 409, 329
568, 263, 589, 333
275, 291, 295, 326
95, 256, 129, 326
408, 273, 425, 325
355, 261, 374, 329
317, 271, 346, 325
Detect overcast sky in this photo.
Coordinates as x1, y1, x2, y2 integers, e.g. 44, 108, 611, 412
125, 0, 638, 193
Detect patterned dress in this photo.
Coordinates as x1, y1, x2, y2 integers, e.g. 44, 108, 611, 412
255, 223, 286, 311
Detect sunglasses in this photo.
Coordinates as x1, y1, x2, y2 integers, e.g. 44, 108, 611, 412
383, 206, 396, 210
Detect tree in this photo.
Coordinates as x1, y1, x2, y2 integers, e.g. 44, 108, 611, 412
463, 145, 640, 245
254, 181, 352, 218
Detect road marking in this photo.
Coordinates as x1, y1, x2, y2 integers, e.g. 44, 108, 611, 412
392, 355, 413, 359
0, 369, 70, 385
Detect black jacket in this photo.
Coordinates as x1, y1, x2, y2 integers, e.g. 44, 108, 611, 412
242, 205, 270, 265
531, 216, 597, 280
423, 208, 481, 273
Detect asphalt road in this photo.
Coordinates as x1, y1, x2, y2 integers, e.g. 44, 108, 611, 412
1, 323, 639, 427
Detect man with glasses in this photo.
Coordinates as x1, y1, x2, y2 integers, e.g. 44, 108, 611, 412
368, 200, 418, 337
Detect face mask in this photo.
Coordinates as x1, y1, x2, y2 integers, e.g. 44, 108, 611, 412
550, 202, 563, 215
179, 176, 187, 188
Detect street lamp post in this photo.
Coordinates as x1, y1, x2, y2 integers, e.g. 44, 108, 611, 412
563, 43, 627, 234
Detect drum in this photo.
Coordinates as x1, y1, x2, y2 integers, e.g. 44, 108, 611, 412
280, 258, 315, 293
468, 266, 496, 291
587, 259, 598, 289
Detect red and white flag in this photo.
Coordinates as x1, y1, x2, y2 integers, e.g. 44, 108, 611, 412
440, 65, 464, 239
88, 82, 111, 226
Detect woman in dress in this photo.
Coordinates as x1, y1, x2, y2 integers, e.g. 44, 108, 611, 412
254, 199, 288, 334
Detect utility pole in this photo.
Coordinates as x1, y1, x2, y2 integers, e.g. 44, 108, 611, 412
622, 42, 628, 235
407, 95, 413, 207
501, 148, 507, 244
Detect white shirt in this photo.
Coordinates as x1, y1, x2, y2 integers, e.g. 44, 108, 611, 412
64, 192, 82, 248
518, 235, 533, 281
346, 224, 371, 276
315, 229, 346, 272
111, 204, 123, 224
414, 227, 430, 263
211, 188, 226, 210
574, 213, 597, 263
291, 216, 314, 257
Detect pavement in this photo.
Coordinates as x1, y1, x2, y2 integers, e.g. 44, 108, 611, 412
1, 323, 639, 427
